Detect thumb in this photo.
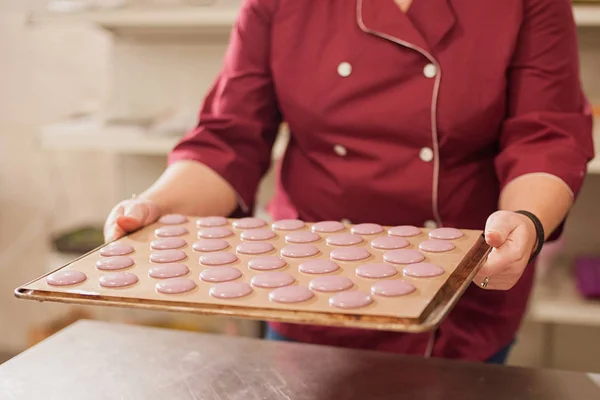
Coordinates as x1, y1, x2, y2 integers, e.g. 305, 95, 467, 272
116, 202, 148, 233
484, 211, 514, 248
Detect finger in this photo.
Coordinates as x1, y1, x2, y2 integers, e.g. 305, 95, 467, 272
475, 247, 509, 282
104, 205, 124, 231
141, 201, 161, 226
475, 235, 529, 289
105, 224, 127, 243
484, 211, 515, 248
476, 249, 527, 290
116, 203, 148, 232
116, 215, 143, 233
474, 268, 523, 291
123, 201, 147, 222
104, 205, 124, 241
480, 239, 527, 275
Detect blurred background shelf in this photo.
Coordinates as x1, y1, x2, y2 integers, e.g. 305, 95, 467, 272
39, 119, 290, 161
589, 153, 600, 174
574, 5, 600, 27
28, 7, 239, 35
529, 262, 600, 327
39, 120, 178, 155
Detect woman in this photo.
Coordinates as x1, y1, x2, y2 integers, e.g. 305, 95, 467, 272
104, 0, 594, 363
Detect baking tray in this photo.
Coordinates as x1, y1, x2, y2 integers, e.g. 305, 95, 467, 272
15, 218, 491, 333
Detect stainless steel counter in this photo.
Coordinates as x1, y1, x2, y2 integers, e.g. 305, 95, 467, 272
0, 320, 598, 399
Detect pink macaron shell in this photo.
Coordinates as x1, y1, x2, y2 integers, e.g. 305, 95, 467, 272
269, 286, 314, 303
154, 226, 189, 237
251, 272, 296, 288
148, 263, 190, 279
351, 223, 384, 235
403, 263, 445, 278
418, 239, 456, 253
330, 247, 371, 262
46, 270, 87, 286
280, 244, 320, 258
196, 216, 228, 227
150, 237, 187, 250
428, 227, 464, 240
236, 242, 275, 255
197, 227, 233, 239
200, 266, 242, 283
272, 219, 305, 231
240, 228, 276, 241
329, 291, 373, 309
95, 256, 135, 271
156, 278, 196, 294
355, 263, 398, 279
192, 239, 230, 252
248, 256, 287, 271
383, 249, 425, 265
233, 218, 267, 229
312, 221, 345, 233
209, 282, 253, 299
100, 243, 134, 257
285, 231, 321, 244
309, 276, 354, 292
326, 233, 364, 246
371, 280, 416, 297
199, 251, 238, 266
149, 249, 187, 263
388, 225, 422, 237
370, 236, 410, 250
99, 272, 138, 288
298, 260, 340, 274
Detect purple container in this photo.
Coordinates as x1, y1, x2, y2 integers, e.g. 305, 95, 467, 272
574, 256, 600, 299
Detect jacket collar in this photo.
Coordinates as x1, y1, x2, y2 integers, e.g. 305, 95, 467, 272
357, 0, 456, 55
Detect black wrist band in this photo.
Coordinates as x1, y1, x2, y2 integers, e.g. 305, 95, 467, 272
514, 210, 545, 264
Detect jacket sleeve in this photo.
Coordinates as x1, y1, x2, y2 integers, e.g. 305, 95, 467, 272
168, 0, 282, 213
494, 0, 595, 205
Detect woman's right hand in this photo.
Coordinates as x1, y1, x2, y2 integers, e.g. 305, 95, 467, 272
103, 198, 162, 242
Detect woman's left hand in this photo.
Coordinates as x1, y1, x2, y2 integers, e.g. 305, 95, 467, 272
474, 210, 537, 290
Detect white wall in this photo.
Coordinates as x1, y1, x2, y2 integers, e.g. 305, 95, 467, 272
0, 3, 258, 352
0, 9, 113, 351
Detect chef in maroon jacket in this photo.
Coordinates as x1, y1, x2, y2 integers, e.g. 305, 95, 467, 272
104, 0, 594, 363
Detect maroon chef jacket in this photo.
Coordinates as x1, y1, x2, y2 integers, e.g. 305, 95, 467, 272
169, 0, 594, 361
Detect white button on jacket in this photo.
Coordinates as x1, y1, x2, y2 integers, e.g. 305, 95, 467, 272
337, 62, 352, 77
334, 144, 347, 156
419, 147, 434, 162
423, 63, 437, 78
